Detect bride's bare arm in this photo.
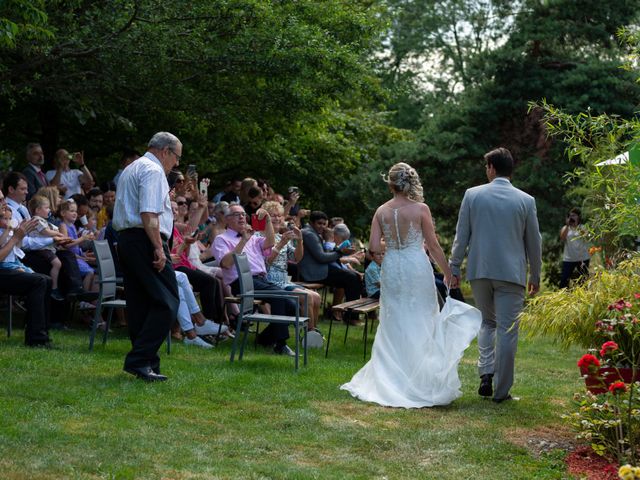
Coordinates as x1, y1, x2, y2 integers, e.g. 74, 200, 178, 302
369, 209, 384, 253
421, 204, 452, 286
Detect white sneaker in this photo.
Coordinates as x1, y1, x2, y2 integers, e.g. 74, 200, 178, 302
78, 301, 96, 310
183, 336, 213, 349
305, 330, 324, 349
194, 320, 228, 336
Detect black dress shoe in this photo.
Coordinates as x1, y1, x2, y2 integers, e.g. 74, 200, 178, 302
478, 374, 493, 397
123, 366, 168, 382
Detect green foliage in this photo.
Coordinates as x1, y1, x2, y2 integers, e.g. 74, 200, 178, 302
0, 0, 397, 209
379, 0, 640, 276
520, 255, 640, 350
566, 388, 640, 464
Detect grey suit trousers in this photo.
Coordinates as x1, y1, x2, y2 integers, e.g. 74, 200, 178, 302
471, 278, 525, 400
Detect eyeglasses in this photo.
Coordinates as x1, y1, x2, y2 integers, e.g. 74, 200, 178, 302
226, 212, 247, 218
175, 178, 185, 184
169, 149, 182, 163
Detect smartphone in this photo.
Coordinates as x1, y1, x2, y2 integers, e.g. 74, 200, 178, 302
251, 214, 267, 231
199, 178, 209, 197
186, 164, 197, 180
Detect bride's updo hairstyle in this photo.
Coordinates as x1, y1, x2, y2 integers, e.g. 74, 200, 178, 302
383, 162, 424, 203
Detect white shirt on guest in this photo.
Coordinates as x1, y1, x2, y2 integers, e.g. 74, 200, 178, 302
112, 152, 173, 238
5, 197, 54, 251
45, 169, 83, 199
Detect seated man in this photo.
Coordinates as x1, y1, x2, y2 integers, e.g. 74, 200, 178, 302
0, 191, 52, 347
212, 203, 296, 356
298, 211, 362, 324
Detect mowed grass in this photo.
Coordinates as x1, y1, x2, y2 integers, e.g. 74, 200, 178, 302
0, 313, 582, 480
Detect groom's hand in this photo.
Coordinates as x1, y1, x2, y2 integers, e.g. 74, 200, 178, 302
450, 275, 460, 289
528, 282, 539, 296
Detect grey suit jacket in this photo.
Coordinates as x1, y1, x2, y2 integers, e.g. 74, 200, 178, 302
450, 177, 542, 288
297, 226, 341, 282
22, 164, 47, 200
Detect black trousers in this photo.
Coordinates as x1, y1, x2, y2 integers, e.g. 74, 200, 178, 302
23, 249, 83, 292
23, 249, 84, 324
0, 269, 51, 345
118, 229, 179, 370
230, 275, 292, 347
560, 260, 590, 289
326, 265, 362, 299
175, 266, 221, 321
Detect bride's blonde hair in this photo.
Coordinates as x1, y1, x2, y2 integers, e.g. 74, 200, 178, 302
382, 162, 423, 203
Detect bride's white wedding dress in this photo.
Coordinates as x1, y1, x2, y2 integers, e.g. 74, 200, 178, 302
340, 205, 481, 408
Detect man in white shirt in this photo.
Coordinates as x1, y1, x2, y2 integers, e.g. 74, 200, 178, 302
113, 132, 181, 382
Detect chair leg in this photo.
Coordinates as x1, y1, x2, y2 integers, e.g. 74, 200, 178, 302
102, 307, 114, 345
325, 315, 334, 358
230, 315, 243, 362
304, 323, 308, 366
166, 331, 171, 354
294, 323, 300, 371
363, 313, 368, 360
89, 304, 102, 351
7, 295, 13, 337
239, 323, 251, 360
343, 314, 350, 345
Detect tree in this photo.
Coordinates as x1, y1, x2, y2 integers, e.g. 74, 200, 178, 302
373, 0, 640, 282
0, 0, 398, 209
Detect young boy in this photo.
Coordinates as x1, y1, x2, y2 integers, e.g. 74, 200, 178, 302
364, 250, 384, 299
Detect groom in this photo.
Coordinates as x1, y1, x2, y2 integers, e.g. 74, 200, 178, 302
450, 147, 542, 403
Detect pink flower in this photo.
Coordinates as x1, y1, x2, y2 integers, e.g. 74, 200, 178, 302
609, 381, 627, 395
634, 293, 640, 299
600, 341, 619, 357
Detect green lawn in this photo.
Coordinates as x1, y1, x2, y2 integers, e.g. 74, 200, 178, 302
0, 315, 583, 480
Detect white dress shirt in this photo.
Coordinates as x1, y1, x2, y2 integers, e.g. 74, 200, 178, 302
5, 197, 54, 251
112, 152, 173, 238
45, 169, 83, 199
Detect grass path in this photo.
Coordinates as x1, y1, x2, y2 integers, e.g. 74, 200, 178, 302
0, 318, 582, 479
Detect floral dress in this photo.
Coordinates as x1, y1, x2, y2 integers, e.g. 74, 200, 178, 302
64, 222, 94, 276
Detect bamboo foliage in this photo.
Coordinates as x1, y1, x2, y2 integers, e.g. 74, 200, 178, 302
520, 255, 640, 349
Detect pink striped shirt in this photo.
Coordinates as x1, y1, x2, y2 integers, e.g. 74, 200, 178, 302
211, 229, 271, 285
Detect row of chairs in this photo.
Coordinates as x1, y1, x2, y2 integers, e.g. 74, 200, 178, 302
2, 242, 375, 372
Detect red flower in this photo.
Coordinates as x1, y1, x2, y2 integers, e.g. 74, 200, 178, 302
609, 381, 627, 395
599, 341, 619, 357
634, 293, 640, 299
578, 354, 601, 369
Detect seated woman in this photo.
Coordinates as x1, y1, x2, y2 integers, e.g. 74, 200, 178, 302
170, 200, 223, 330
261, 201, 323, 344
175, 270, 229, 348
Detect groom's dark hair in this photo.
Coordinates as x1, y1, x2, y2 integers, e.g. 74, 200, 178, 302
484, 147, 514, 177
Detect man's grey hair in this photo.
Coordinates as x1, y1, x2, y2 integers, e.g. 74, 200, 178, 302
214, 201, 230, 216
333, 223, 350, 240
148, 132, 179, 150
26, 142, 41, 156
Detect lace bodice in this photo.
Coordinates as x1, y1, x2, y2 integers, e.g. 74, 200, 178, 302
379, 204, 423, 250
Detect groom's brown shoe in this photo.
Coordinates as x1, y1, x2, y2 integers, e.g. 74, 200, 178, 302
478, 374, 493, 397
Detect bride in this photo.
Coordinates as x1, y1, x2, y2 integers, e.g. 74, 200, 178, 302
340, 162, 481, 408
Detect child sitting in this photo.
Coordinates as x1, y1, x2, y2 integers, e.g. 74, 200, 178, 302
364, 250, 384, 299
0, 207, 34, 273
58, 199, 96, 294
28, 195, 67, 300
